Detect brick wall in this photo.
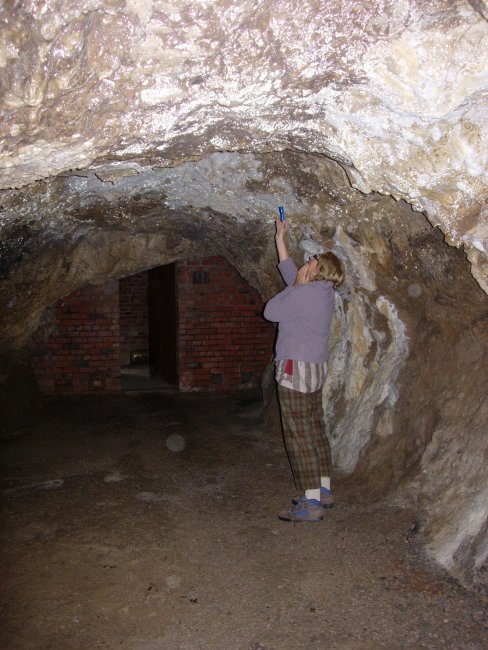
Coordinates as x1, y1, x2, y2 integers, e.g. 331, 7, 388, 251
177, 257, 275, 391
119, 271, 148, 366
31, 258, 275, 395
32, 282, 121, 394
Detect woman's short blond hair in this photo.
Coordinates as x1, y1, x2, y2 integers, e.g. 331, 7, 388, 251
313, 252, 344, 288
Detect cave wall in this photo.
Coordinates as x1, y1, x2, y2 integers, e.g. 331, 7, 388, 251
320, 205, 488, 594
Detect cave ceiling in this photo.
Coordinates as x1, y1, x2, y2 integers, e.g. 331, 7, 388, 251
1, 0, 488, 347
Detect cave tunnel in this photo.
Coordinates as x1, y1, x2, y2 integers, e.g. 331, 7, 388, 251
1, 1, 488, 647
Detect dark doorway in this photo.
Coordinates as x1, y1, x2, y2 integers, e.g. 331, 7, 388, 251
148, 264, 178, 385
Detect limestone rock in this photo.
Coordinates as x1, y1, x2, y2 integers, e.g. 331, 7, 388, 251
1, 0, 487, 290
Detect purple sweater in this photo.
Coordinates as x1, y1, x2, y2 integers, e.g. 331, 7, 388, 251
263, 257, 335, 363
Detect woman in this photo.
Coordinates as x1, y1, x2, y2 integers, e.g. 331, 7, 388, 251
264, 218, 344, 522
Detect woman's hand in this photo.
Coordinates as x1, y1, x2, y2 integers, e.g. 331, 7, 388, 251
294, 263, 311, 286
274, 218, 289, 262
275, 218, 288, 240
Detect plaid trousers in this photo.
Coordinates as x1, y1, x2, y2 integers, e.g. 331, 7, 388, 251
277, 384, 332, 491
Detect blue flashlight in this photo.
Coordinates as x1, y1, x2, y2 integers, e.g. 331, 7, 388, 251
278, 206, 285, 222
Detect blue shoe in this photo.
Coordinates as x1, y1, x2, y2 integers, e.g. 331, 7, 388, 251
292, 487, 334, 509
319, 487, 334, 508
278, 496, 324, 522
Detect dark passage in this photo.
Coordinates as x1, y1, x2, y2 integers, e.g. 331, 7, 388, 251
1, 391, 487, 649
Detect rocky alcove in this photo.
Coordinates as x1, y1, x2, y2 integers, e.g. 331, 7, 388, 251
1, 0, 487, 605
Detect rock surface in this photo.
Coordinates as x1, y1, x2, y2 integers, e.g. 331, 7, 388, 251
1, 0, 487, 290
1, 0, 487, 593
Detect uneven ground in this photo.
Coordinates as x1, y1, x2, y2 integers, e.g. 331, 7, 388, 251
1, 389, 487, 650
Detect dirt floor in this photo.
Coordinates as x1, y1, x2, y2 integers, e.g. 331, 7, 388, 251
1, 389, 487, 650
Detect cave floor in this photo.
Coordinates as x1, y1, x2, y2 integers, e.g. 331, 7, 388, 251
1, 390, 487, 650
